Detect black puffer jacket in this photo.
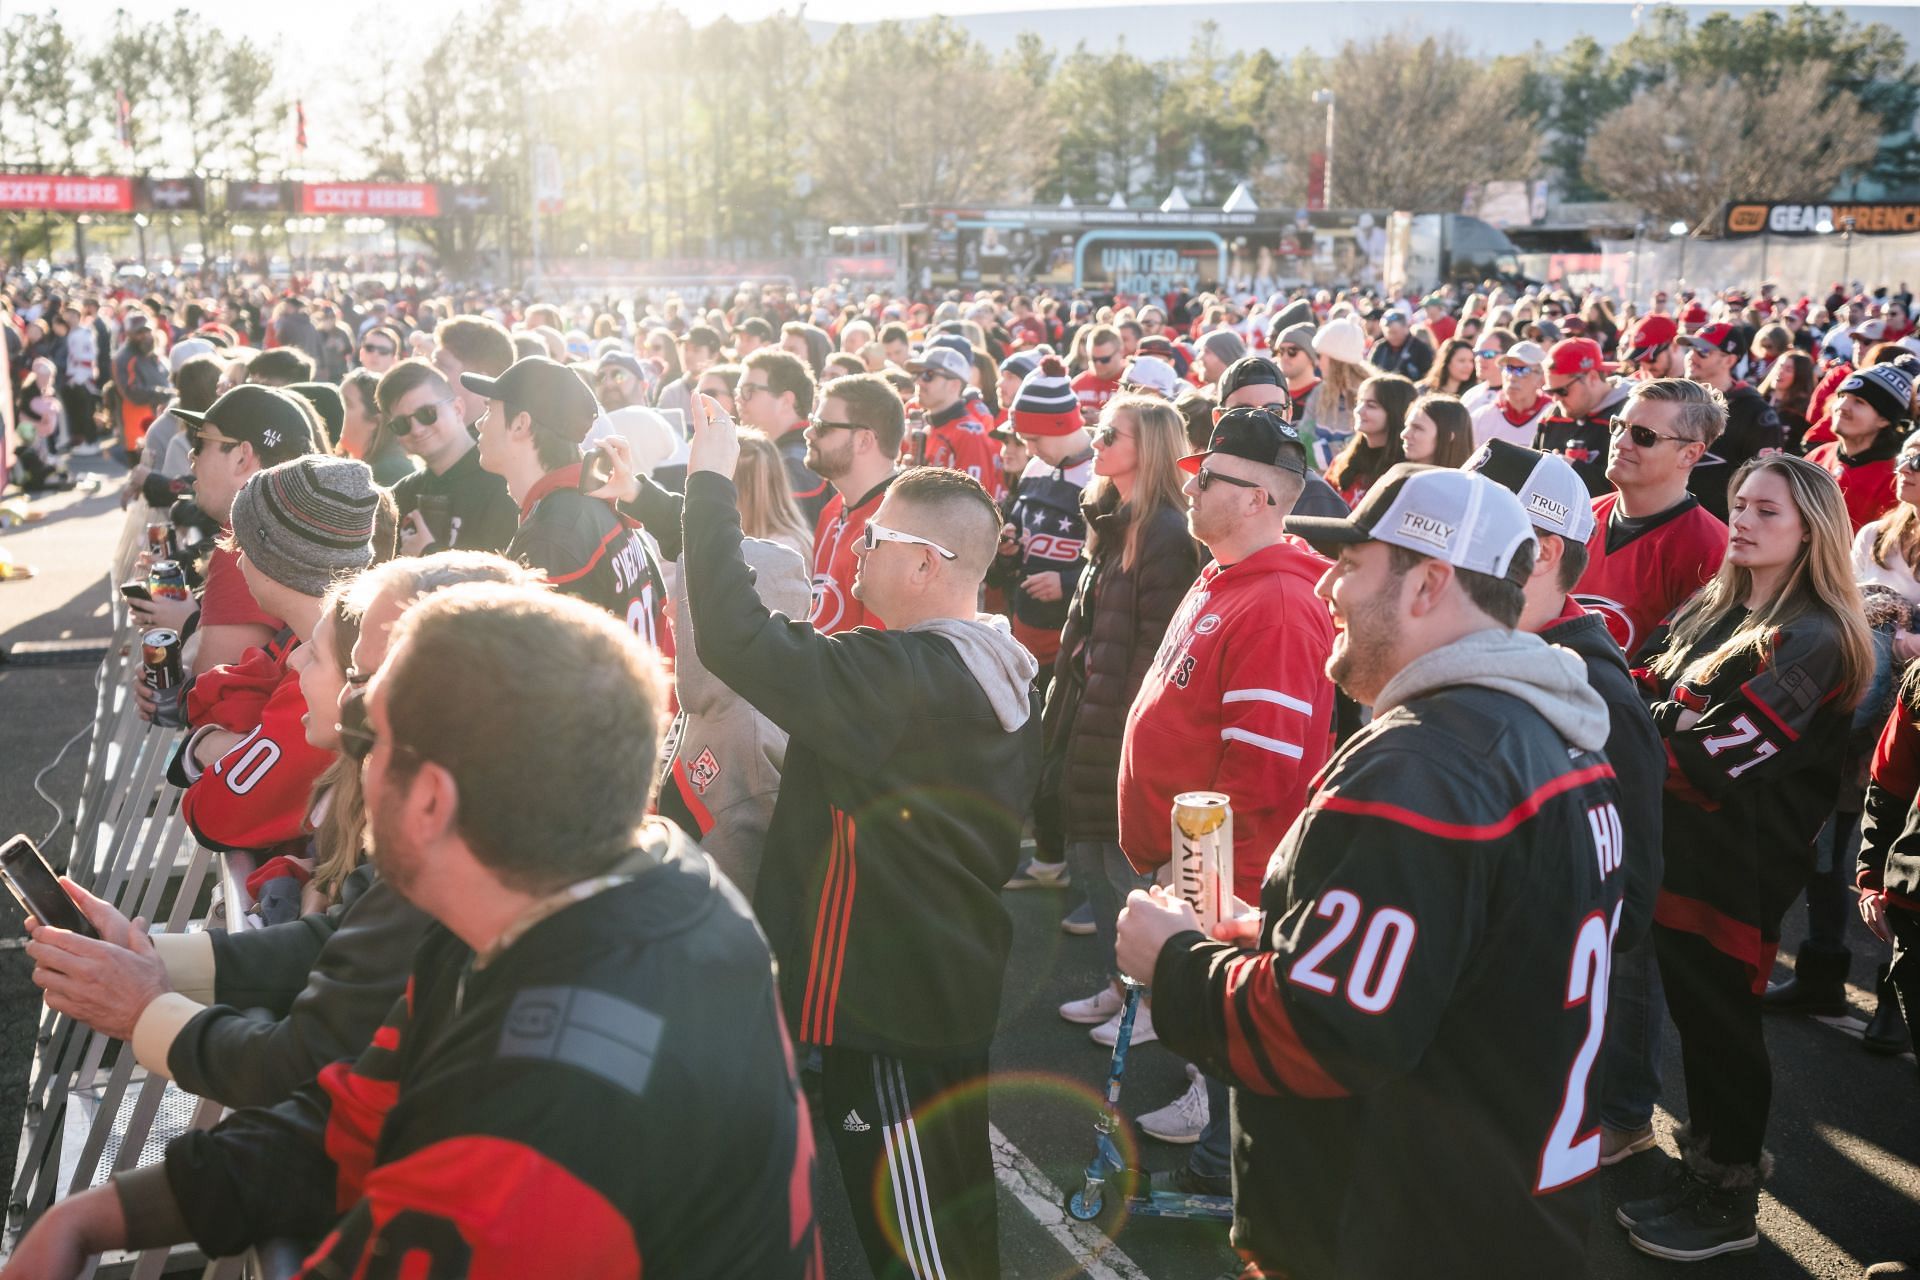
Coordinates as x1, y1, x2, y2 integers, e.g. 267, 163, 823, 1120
1048, 489, 1198, 842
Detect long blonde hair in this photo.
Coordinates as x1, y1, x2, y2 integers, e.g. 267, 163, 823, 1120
307, 590, 368, 904
1087, 394, 1191, 572
1651, 454, 1873, 709
1319, 355, 1369, 427
734, 428, 813, 555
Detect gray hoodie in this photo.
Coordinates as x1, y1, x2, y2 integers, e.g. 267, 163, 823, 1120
905, 613, 1040, 732
1374, 626, 1610, 754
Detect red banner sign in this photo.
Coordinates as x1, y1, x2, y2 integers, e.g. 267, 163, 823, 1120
0, 175, 133, 212
299, 182, 440, 217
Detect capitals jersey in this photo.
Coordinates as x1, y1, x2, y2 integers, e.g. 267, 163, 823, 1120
511, 465, 670, 656
133, 828, 822, 1279
809, 474, 894, 634
994, 454, 1093, 663
921, 395, 1004, 504
1152, 678, 1626, 1278
1573, 492, 1725, 661
1118, 539, 1336, 906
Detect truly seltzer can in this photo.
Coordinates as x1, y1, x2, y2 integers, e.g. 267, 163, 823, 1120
1171, 791, 1234, 934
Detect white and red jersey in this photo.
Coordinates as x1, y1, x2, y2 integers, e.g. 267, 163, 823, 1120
808, 474, 894, 634
1071, 370, 1121, 423
1469, 393, 1553, 450
1118, 539, 1337, 905
1573, 492, 1726, 661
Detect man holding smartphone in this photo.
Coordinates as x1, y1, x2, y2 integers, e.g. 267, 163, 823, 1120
376, 359, 518, 557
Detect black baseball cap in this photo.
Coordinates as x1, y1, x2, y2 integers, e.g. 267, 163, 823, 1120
286, 382, 344, 450
1180, 406, 1307, 477
1217, 355, 1293, 411
739, 317, 775, 342
173, 384, 318, 467
461, 356, 600, 444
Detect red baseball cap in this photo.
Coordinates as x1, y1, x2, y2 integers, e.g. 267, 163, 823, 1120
1624, 313, 1678, 359
1680, 302, 1710, 325
1547, 337, 1610, 379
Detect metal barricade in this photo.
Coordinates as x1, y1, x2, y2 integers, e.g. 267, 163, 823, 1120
7, 503, 252, 1279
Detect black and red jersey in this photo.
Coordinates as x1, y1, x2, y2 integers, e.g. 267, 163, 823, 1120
1534, 380, 1631, 495
510, 464, 670, 654
809, 473, 894, 634
1152, 672, 1626, 1278
1573, 492, 1726, 661
124, 825, 821, 1279
1636, 609, 1854, 991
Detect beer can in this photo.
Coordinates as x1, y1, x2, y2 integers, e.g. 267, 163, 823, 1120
1171, 791, 1235, 935
141, 629, 183, 689
142, 628, 185, 728
148, 559, 190, 604
145, 520, 171, 557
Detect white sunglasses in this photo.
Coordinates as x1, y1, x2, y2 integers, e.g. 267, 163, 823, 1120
861, 521, 956, 560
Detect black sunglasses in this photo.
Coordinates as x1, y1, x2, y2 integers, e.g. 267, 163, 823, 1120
1608, 417, 1690, 449
386, 397, 452, 436
1899, 453, 1920, 474
1196, 466, 1276, 505
360, 343, 395, 357
190, 431, 242, 456
336, 686, 377, 762
809, 416, 864, 433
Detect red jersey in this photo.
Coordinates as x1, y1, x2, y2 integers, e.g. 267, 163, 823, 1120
1806, 437, 1899, 532
181, 642, 335, 856
1118, 539, 1337, 906
921, 396, 1005, 504
808, 474, 894, 634
1573, 492, 1726, 661
1804, 361, 1852, 445
201, 544, 283, 632
1071, 371, 1120, 423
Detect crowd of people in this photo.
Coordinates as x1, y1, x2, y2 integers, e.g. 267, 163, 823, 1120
2, 265, 1919, 1278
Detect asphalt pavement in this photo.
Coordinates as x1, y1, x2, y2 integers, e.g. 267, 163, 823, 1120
2, 457, 1917, 1277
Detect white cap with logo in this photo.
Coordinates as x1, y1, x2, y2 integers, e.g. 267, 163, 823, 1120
1285, 463, 1538, 583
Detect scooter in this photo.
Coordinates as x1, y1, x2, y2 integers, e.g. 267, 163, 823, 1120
1064, 981, 1233, 1224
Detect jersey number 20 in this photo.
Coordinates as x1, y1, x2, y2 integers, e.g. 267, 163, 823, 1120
1535, 907, 1618, 1193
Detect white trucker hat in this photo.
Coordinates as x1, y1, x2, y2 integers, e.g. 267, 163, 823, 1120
1285, 463, 1538, 584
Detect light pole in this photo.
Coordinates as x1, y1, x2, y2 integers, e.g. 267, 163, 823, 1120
1312, 89, 1336, 209
133, 212, 150, 265
1630, 221, 1645, 309
1669, 220, 1689, 298
1842, 214, 1856, 291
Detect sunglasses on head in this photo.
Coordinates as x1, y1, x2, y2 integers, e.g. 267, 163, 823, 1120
861, 521, 956, 560
1608, 417, 1691, 449
386, 397, 452, 436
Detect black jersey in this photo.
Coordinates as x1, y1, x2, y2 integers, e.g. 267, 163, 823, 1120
120, 825, 822, 1279
389, 445, 520, 554
510, 463, 669, 650
1153, 670, 1626, 1278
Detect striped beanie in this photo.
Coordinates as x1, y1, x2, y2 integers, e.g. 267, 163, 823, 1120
230, 456, 379, 597
1839, 357, 1919, 426
1011, 356, 1082, 438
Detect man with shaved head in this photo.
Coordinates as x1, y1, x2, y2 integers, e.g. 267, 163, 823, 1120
680, 391, 1041, 1280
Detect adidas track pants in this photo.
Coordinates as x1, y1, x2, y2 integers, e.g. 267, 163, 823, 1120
820, 1047, 998, 1280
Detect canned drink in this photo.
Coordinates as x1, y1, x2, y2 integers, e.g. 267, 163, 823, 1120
148, 559, 190, 604
145, 520, 171, 557
142, 628, 185, 728
1171, 791, 1235, 935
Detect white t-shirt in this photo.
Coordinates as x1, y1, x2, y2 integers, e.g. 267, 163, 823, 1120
1852, 516, 1920, 607
1470, 395, 1553, 449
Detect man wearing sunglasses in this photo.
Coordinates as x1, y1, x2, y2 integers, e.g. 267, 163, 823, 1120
1073, 323, 1126, 423
165, 385, 321, 680
906, 334, 1001, 497
1571, 378, 1727, 662
1215, 355, 1348, 518
1621, 313, 1680, 382
740, 347, 830, 525
1535, 336, 1631, 496
1116, 405, 1337, 1176
464, 356, 668, 642
680, 391, 1039, 1280
377, 360, 519, 559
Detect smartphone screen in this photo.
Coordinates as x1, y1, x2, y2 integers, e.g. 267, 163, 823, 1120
120, 582, 153, 603
0, 835, 98, 938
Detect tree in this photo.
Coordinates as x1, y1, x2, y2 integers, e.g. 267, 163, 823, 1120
1584, 61, 1880, 231
809, 19, 1048, 222
1260, 35, 1539, 210
1534, 34, 1634, 200
1041, 41, 1162, 204
85, 11, 166, 171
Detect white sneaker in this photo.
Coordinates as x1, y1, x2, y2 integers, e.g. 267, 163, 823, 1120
1058, 985, 1123, 1025
1137, 1064, 1208, 1143
1090, 999, 1157, 1047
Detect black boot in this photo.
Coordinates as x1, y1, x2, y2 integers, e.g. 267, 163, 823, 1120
1865, 963, 1910, 1054
1763, 946, 1850, 1016
1628, 1144, 1768, 1262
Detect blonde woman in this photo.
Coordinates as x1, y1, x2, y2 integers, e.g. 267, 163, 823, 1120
1052, 395, 1200, 1041
1304, 318, 1370, 469
1622, 455, 1871, 1257
735, 428, 813, 560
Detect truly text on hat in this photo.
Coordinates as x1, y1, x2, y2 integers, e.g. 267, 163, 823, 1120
1284, 464, 1537, 584
1462, 439, 1597, 542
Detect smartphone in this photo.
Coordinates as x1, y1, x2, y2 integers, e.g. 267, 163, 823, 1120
119, 581, 153, 603
414, 493, 453, 545
0, 834, 98, 938
578, 446, 613, 494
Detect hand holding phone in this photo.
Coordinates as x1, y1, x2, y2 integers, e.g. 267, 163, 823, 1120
1, 835, 98, 939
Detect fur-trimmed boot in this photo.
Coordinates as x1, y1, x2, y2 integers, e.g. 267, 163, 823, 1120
1615, 1123, 1709, 1230
1628, 1140, 1769, 1262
